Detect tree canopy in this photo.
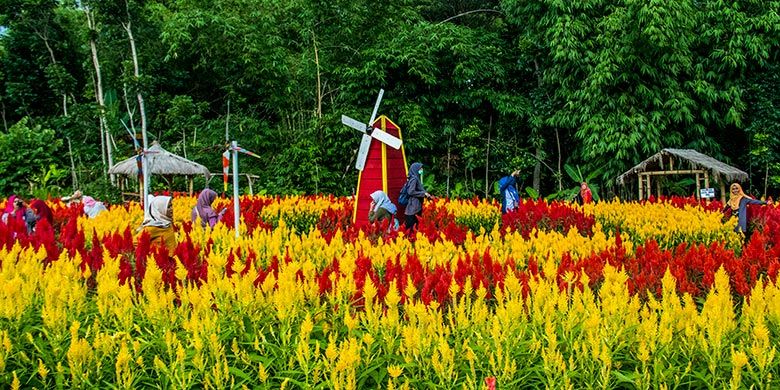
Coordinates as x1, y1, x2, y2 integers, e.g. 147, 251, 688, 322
1, 0, 778, 200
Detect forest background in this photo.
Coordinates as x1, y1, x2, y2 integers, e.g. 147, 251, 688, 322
0, 0, 778, 203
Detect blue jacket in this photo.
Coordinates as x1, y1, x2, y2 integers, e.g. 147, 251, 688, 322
724, 197, 766, 233
499, 175, 520, 214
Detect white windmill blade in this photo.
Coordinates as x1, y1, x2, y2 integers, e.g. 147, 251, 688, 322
342, 115, 367, 133
355, 134, 373, 171
367, 89, 384, 126
370, 128, 402, 149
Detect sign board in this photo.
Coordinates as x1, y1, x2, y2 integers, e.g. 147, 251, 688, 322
700, 188, 715, 199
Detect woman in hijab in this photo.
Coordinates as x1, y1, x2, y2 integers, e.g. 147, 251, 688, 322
402, 162, 433, 231
2, 195, 20, 223
722, 183, 771, 233
369, 190, 397, 226
82, 196, 108, 218
575, 182, 593, 205
3, 197, 36, 232
191, 189, 225, 228
138, 195, 177, 254
29, 200, 54, 226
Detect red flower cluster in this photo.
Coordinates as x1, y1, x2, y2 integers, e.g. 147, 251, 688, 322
502, 199, 596, 238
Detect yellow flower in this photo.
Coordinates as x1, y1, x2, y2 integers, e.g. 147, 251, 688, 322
388, 365, 403, 379
37, 359, 49, 379
11, 371, 20, 390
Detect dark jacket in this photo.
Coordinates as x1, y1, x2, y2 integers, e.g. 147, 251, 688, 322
404, 162, 427, 216
723, 197, 766, 233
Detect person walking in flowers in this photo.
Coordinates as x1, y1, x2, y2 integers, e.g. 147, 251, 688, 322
722, 182, 772, 234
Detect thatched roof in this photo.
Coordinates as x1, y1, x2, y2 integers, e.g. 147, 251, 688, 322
108, 142, 210, 178
616, 148, 748, 184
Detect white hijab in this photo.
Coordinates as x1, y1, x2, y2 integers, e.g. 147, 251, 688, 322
142, 195, 172, 228
370, 190, 397, 214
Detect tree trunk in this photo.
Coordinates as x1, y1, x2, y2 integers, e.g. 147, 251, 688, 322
1, 102, 7, 132
123, 1, 149, 212
485, 116, 492, 197
123, 20, 147, 149
35, 29, 68, 116
765, 162, 769, 198
446, 133, 452, 197
555, 128, 562, 191
533, 146, 541, 193
67, 137, 78, 190
312, 31, 323, 119
86, 8, 114, 183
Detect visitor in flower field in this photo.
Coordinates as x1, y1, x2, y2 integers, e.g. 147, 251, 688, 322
191, 188, 226, 228
575, 182, 593, 205
498, 170, 521, 214
722, 182, 772, 233
1, 195, 24, 224
403, 162, 434, 230
138, 195, 177, 254
2, 197, 37, 233
368, 190, 398, 229
29, 199, 54, 227
62, 190, 108, 218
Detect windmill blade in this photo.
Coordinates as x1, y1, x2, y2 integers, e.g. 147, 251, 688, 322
342, 115, 367, 133
367, 89, 384, 126
237, 147, 262, 160
355, 134, 372, 171
370, 128, 402, 149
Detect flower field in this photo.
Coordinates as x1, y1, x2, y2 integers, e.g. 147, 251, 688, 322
1, 195, 780, 389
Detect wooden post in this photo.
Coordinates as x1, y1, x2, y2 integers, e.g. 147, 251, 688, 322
639, 174, 644, 200
695, 173, 701, 200
647, 174, 652, 199
720, 180, 726, 204
656, 179, 661, 198
247, 174, 254, 196
188, 176, 193, 196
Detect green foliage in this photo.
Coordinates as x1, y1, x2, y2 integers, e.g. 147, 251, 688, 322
0, 117, 64, 196
0, 0, 779, 199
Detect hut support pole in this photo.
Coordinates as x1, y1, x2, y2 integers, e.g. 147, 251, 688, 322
720, 180, 726, 204
188, 176, 193, 196
656, 179, 661, 198
638, 174, 644, 200
646, 175, 652, 200
695, 173, 701, 200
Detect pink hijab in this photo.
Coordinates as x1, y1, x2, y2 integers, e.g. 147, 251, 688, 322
5, 196, 17, 214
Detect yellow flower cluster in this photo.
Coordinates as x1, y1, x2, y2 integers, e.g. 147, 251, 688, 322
0, 195, 769, 388
444, 198, 502, 234
585, 199, 742, 248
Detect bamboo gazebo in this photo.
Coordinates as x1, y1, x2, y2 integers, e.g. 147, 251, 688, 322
616, 148, 749, 203
109, 142, 210, 199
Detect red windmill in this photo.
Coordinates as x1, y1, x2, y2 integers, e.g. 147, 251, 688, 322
341, 90, 409, 226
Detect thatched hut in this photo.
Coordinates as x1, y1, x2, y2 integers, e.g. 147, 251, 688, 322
109, 142, 210, 198
616, 148, 748, 202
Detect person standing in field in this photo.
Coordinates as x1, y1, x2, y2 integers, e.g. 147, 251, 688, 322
722, 182, 772, 234
402, 162, 434, 231
191, 188, 226, 228
498, 170, 521, 214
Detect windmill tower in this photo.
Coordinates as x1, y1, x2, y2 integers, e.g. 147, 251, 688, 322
341, 90, 409, 226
